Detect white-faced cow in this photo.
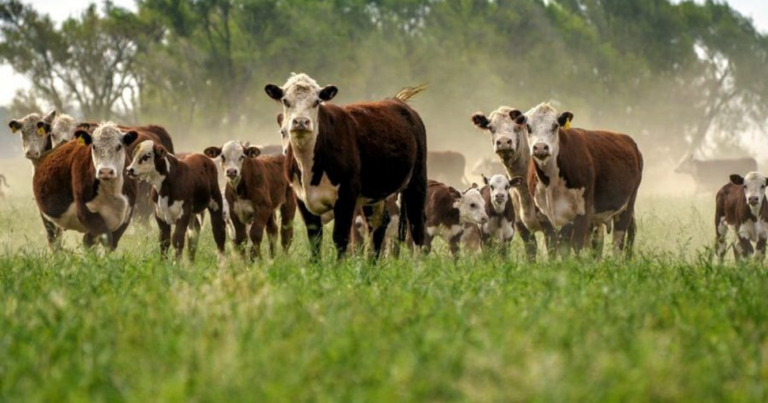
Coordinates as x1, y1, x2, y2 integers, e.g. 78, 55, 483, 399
480, 174, 521, 256
424, 180, 488, 256
32, 122, 139, 250
471, 106, 556, 260
128, 140, 226, 262
204, 141, 296, 261
525, 103, 643, 256
35, 110, 79, 147
9, 112, 54, 161
715, 173, 768, 262
264, 73, 428, 259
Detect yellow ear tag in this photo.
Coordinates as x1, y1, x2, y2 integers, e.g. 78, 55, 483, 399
77, 137, 86, 146
10, 127, 18, 134
37, 126, 46, 136
564, 118, 571, 130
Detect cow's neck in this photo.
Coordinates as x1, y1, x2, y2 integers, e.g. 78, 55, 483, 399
291, 132, 319, 182
498, 136, 530, 184
145, 158, 170, 193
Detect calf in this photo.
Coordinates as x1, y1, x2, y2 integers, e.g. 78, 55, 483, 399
677, 154, 758, 194
204, 141, 296, 260
480, 174, 521, 256
471, 107, 556, 260
715, 173, 768, 261
428, 150, 468, 187
265, 73, 428, 259
424, 180, 488, 256
127, 141, 226, 262
525, 103, 643, 256
32, 122, 138, 250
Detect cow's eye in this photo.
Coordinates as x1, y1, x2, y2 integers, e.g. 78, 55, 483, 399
221, 156, 226, 162
239, 154, 245, 160
470, 203, 477, 209
116, 144, 122, 151
313, 100, 320, 108
282, 99, 291, 107
92, 146, 97, 152
552, 123, 559, 131
526, 124, 532, 133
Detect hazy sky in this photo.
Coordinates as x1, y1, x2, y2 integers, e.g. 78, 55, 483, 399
1, 0, 766, 106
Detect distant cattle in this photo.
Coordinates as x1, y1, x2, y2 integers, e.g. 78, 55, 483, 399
428, 150, 467, 188
204, 141, 296, 260
715, 173, 768, 262
480, 174, 521, 256
127, 141, 226, 262
471, 106, 556, 260
525, 103, 643, 256
264, 73, 427, 259
676, 154, 757, 194
471, 157, 506, 177
423, 180, 488, 256
0, 174, 8, 199
32, 122, 139, 250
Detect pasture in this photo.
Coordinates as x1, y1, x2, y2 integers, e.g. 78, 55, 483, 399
1, 162, 767, 402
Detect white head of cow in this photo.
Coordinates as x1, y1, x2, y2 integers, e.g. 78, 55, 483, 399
127, 140, 171, 188
204, 141, 261, 186
75, 122, 137, 181
8, 112, 52, 161
482, 174, 523, 214
731, 172, 768, 212
264, 73, 338, 151
37, 111, 78, 147
471, 107, 529, 156
525, 103, 573, 166
453, 185, 489, 225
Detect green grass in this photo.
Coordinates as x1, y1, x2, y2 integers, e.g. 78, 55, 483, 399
1, 193, 768, 402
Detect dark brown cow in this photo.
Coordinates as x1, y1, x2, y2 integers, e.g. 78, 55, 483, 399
480, 174, 521, 256
525, 103, 643, 256
428, 150, 467, 187
32, 122, 140, 250
264, 73, 427, 259
715, 172, 768, 262
424, 180, 488, 256
127, 141, 226, 262
204, 141, 296, 260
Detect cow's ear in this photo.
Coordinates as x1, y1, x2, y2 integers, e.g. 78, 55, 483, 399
557, 111, 574, 128
319, 85, 338, 102
482, 174, 489, 186
75, 130, 92, 146
509, 176, 524, 187
122, 131, 139, 146
509, 109, 527, 126
730, 174, 745, 185
204, 147, 222, 158
265, 84, 284, 101
471, 113, 490, 130
277, 113, 284, 126
36, 121, 51, 136
42, 109, 56, 123
8, 120, 21, 134
245, 146, 262, 158
154, 144, 167, 158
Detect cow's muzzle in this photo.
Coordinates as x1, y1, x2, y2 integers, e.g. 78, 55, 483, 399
226, 168, 239, 179
532, 143, 550, 161
748, 196, 760, 206
98, 167, 116, 180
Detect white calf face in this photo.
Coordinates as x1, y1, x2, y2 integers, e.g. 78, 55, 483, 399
526, 103, 572, 165
204, 141, 261, 185
471, 107, 528, 156
87, 123, 130, 181
9, 113, 48, 161
454, 188, 488, 225
127, 140, 159, 178
487, 174, 511, 211
50, 114, 77, 146
265, 73, 337, 150
732, 172, 768, 208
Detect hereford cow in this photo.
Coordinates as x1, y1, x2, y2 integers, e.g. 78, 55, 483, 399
525, 103, 643, 256
428, 150, 467, 187
471, 106, 556, 260
424, 180, 488, 256
35, 110, 79, 147
480, 174, 521, 256
128, 141, 226, 262
715, 173, 768, 262
32, 122, 139, 250
8, 112, 54, 161
676, 154, 758, 194
264, 73, 428, 259
204, 141, 296, 260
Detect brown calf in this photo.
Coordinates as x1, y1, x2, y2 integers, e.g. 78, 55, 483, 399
204, 142, 296, 260
715, 173, 768, 261
127, 141, 226, 261
480, 174, 521, 256
424, 180, 488, 256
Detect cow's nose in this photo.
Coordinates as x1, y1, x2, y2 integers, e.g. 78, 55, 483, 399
127, 167, 135, 176
25, 150, 39, 159
481, 216, 489, 224
292, 117, 311, 131
533, 143, 550, 159
98, 168, 115, 179
495, 195, 505, 203
749, 196, 759, 206
495, 137, 513, 151
226, 169, 238, 178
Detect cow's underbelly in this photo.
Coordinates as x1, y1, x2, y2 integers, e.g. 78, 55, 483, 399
534, 178, 586, 228
232, 199, 255, 224
86, 179, 131, 232
427, 223, 463, 242
156, 196, 185, 225
592, 200, 629, 225
44, 203, 88, 233
483, 216, 515, 241
293, 173, 339, 216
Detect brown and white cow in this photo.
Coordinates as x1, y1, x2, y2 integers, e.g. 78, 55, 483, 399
32, 122, 139, 249
127, 141, 226, 262
524, 103, 643, 256
265, 73, 428, 259
424, 180, 488, 256
204, 141, 296, 261
480, 174, 521, 256
9, 112, 54, 161
428, 150, 468, 188
715, 173, 768, 261
471, 106, 556, 260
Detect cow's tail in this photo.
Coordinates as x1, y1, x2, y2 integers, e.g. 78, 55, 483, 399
394, 84, 428, 103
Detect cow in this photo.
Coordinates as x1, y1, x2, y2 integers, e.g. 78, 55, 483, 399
8, 112, 54, 161
480, 174, 521, 256
264, 73, 428, 260
423, 180, 488, 256
428, 150, 468, 188
35, 110, 79, 147
676, 154, 758, 194
471, 106, 556, 260
524, 103, 643, 256
715, 173, 768, 262
32, 122, 139, 250
204, 141, 296, 261
127, 140, 226, 262
471, 157, 506, 177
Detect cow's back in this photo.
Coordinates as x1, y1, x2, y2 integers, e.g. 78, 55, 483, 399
260, 154, 289, 204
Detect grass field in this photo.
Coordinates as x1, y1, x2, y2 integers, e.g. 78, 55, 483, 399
1, 177, 768, 401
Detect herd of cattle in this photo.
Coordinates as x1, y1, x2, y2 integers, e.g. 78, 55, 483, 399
4, 73, 766, 262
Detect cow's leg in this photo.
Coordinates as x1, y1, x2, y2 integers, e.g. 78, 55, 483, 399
109, 220, 131, 251
756, 237, 767, 261
171, 214, 191, 260
248, 210, 271, 261
591, 224, 605, 259
542, 220, 558, 257
715, 218, 728, 264
208, 201, 227, 262
265, 213, 278, 258
364, 203, 391, 260
403, 185, 427, 249
297, 199, 323, 261
423, 230, 434, 255
186, 214, 202, 262
517, 222, 537, 262
571, 212, 592, 255
75, 202, 113, 251
42, 214, 62, 251
737, 235, 754, 260
556, 224, 573, 258
83, 233, 96, 249
331, 190, 357, 260
156, 216, 171, 258
449, 232, 461, 258
280, 195, 296, 253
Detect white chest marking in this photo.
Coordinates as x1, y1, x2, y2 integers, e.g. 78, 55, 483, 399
232, 199, 255, 223
426, 224, 463, 241
533, 165, 586, 228
86, 177, 131, 232
737, 218, 768, 242
44, 203, 87, 233
156, 196, 185, 225
292, 172, 339, 216
483, 216, 515, 242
